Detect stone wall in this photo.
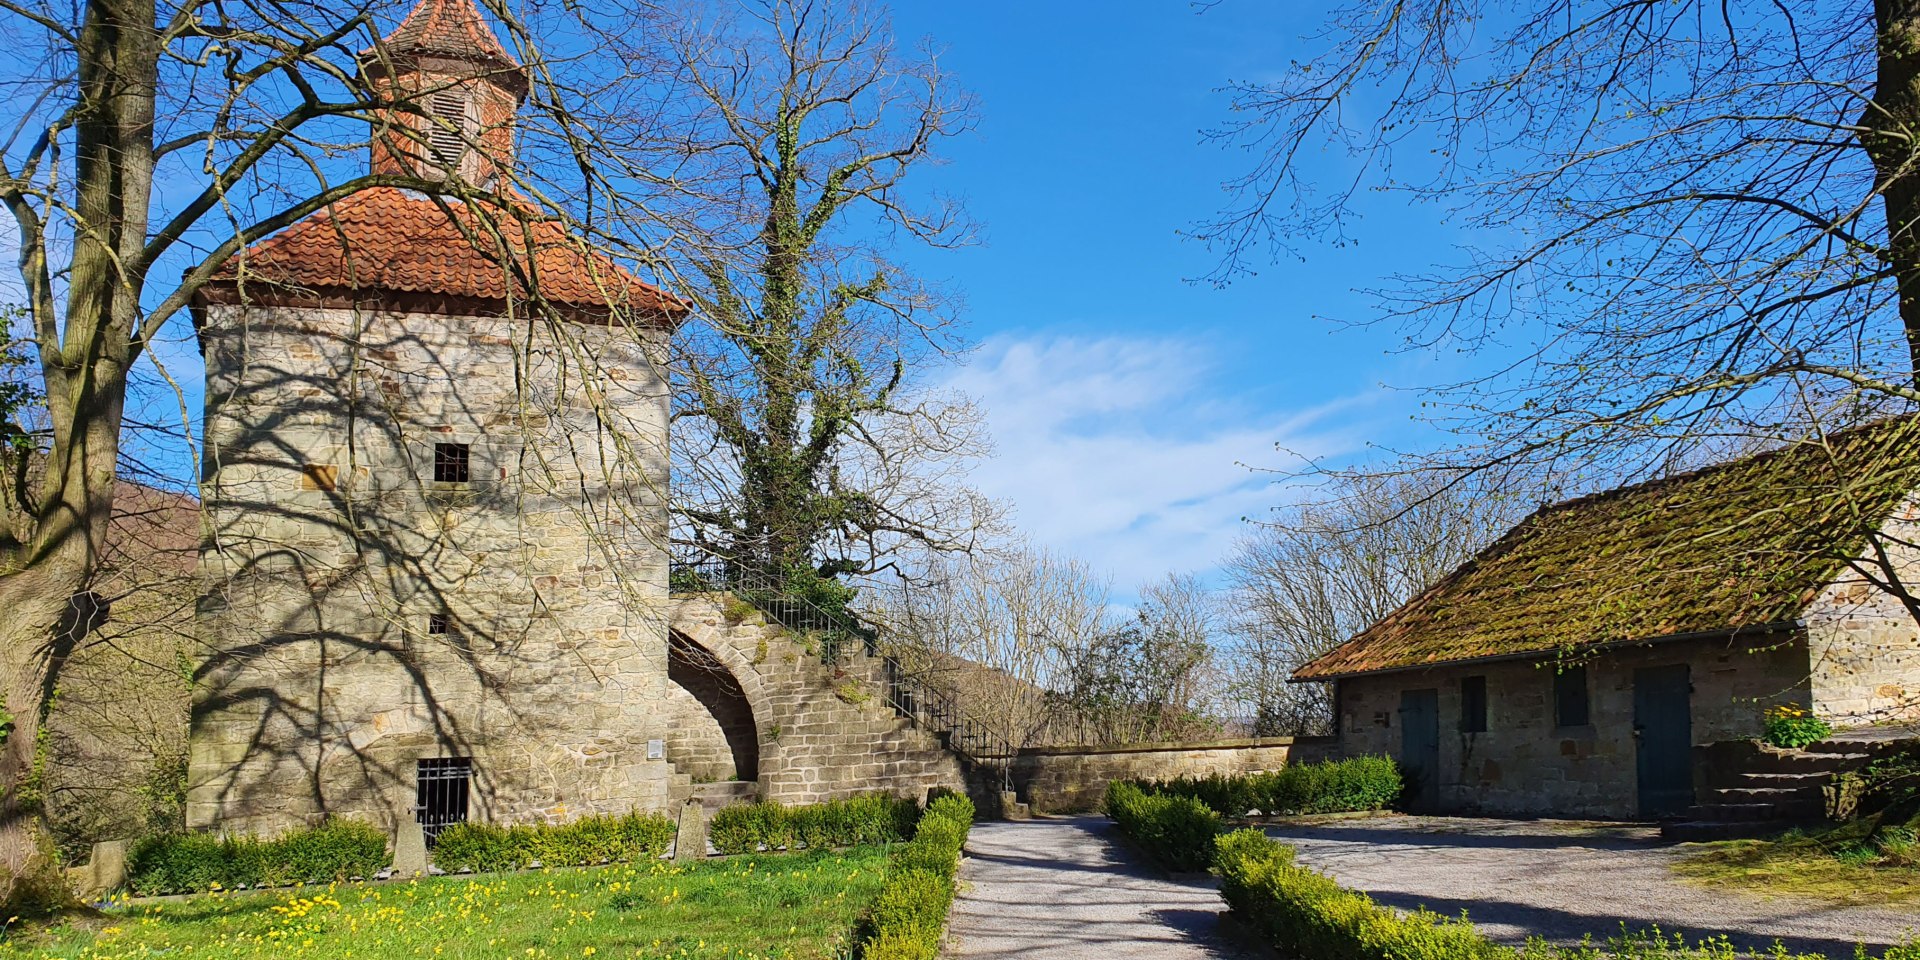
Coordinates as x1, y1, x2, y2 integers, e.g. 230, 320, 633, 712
1806, 497, 1920, 725
666, 596, 965, 805
1329, 634, 1812, 818
1010, 737, 1321, 814
190, 302, 678, 837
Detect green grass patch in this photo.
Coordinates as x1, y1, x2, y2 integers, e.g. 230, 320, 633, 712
1674, 811, 1920, 906
1, 846, 891, 960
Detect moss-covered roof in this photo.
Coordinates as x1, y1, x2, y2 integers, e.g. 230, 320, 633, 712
1293, 414, 1920, 681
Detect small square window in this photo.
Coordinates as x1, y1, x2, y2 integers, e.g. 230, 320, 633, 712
1460, 675, 1488, 733
1554, 665, 1591, 727
433, 443, 470, 483
428, 612, 452, 636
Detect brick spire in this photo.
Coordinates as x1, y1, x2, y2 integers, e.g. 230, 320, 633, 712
361, 0, 527, 182
377, 0, 522, 75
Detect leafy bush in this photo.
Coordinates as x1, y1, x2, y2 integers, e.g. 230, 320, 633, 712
858, 792, 975, 960
1104, 780, 1222, 872
1763, 705, 1833, 750
430, 811, 675, 873
709, 794, 918, 855
127, 819, 388, 895
1216, 827, 1920, 960
1137, 756, 1403, 818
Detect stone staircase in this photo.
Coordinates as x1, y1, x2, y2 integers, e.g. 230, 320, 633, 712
1663, 733, 1907, 840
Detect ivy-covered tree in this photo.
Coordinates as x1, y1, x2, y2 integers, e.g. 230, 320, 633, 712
629, 0, 1000, 586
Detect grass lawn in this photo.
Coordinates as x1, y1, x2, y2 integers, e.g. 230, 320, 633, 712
1673, 812, 1920, 905
0, 846, 891, 960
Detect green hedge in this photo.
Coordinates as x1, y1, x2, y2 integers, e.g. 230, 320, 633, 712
859, 793, 975, 960
1140, 756, 1403, 818
1215, 829, 1920, 960
1104, 780, 1223, 872
710, 794, 919, 855
127, 820, 389, 896
430, 810, 676, 873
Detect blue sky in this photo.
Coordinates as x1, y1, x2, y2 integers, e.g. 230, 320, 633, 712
880, 2, 1477, 591
3, 0, 1498, 597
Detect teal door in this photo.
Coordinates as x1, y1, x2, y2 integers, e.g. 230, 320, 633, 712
1398, 688, 1441, 812
1633, 665, 1694, 818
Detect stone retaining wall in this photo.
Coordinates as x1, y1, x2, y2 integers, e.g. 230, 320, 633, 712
667, 596, 966, 805
1011, 736, 1335, 813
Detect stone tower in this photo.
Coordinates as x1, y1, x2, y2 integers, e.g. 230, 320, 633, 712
186, 0, 686, 838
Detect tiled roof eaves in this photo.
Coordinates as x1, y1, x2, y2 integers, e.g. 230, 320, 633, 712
192, 280, 684, 329
1291, 619, 1805, 683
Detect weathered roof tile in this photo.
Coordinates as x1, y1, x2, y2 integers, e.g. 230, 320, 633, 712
1294, 414, 1920, 680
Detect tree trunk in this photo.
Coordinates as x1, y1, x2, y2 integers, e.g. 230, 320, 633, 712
0, 0, 154, 910
1869, 0, 1920, 381
0, 574, 89, 911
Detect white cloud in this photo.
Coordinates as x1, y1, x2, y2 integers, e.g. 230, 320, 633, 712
941, 334, 1370, 592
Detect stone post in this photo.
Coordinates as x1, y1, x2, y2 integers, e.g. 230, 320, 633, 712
393, 820, 429, 877
674, 799, 706, 862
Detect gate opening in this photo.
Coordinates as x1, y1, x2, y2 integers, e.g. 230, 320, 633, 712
415, 757, 472, 845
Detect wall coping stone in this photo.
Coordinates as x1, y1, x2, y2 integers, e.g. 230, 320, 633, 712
1017, 736, 1328, 758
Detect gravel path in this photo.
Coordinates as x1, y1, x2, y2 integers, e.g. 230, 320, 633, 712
943, 815, 1248, 959
1270, 816, 1920, 955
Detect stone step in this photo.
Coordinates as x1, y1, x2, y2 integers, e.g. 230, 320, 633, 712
1731, 771, 1831, 787
1662, 819, 1799, 842
1703, 787, 1824, 810
1745, 751, 1868, 774
1686, 802, 1817, 822
690, 780, 760, 810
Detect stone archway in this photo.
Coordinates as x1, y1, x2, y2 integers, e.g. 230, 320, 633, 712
665, 631, 759, 784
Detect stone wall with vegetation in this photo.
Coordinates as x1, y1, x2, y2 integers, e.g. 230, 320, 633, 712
1332, 634, 1811, 818
1010, 737, 1331, 814
667, 595, 966, 805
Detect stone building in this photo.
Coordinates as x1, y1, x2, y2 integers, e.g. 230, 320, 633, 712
1293, 415, 1920, 819
186, 0, 963, 839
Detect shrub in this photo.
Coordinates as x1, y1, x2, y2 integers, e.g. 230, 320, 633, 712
1215, 827, 1920, 960
1141, 756, 1403, 818
1105, 780, 1221, 872
857, 792, 974, 960
127, 819, 388, 895
1763, 704, 1833, 750
1215, 827, 1502, 960
430, 811, 675, 873
710, 794, 917, 856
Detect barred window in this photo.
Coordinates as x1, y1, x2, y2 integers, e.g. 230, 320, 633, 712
433, 442, 470, 483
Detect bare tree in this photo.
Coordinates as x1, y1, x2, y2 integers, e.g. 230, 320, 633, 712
1220, 470, 1521, 735
593, 0, 1000, 585
1053, 572, 1222, 746
1197, 2, 1920, 500
0, 0, 694, 909
874, 545, 1111, 751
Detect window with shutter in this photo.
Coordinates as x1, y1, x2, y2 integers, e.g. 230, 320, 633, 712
425, 91, 469, 170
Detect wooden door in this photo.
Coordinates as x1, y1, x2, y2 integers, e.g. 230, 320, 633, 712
1398, 688, 1441, 812
1633, 664, 1694, 818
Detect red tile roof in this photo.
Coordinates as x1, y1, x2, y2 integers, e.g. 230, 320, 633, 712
372, 0, 520, 70
197, 187, 684, 325
1293, 414, 1920, 681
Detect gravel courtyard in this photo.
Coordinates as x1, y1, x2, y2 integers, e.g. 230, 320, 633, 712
944, 816, 1243, 959
1271, 816, 1919, 955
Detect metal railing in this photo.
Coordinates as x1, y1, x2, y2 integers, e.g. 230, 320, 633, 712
882, 656, 1017, 792
668, 558, 876, 662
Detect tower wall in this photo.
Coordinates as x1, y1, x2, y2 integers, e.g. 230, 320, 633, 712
188, 300, 676, 836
